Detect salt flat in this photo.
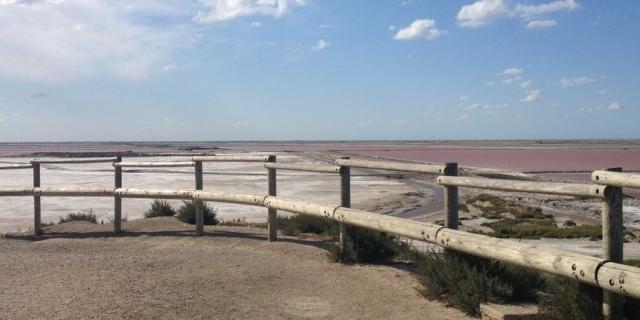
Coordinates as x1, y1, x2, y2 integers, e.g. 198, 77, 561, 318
0, 152, 414, 233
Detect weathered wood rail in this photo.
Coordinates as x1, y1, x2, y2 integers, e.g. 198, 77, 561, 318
1, 155, 639, 320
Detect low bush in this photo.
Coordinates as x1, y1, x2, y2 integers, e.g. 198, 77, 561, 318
59, 210, 98, 224
537, 276, 602, 320
412, 250, 640, 318
176, 200, 218, 225
276, 215, 339, 236
330, 226, 407, 263
480, 218, 602, 240
414, 250, 543, 316
144, 199, 176, 218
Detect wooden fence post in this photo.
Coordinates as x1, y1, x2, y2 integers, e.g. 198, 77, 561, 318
444, 162, 459, 229
195, 160, 204, 236
602, 167, 624, 320
339, 157, 351, 249
114, 156, 122, 234
267, 155, 277, 241
32, 161, 41, 236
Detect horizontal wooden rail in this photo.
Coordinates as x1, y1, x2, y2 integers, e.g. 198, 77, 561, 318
592, 170, 640, 189
335, 158, 447, 175
191, 155, 269, 162
114, 161, 194, 168
0, 164, 32, 170
32, 157, 118, 164
437, 176, 605, 198
264, 163, 341, 174
2, 186, 639, 300
0, 188, 34, 196
36, 187, 114, 197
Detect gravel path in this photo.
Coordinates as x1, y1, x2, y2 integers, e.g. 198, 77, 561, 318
0, 218, 472, 320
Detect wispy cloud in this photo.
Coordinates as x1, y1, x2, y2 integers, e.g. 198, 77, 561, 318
607, 101, 621, 111
311, 39, 330, 51
393, 19, 445, 40
463, 103, 481, 111
580, 102, 621, 113
457, 0, 579, 29
194, 0, 305, 23
560, 76, 596, 87
0, 0, 191, 82
526, 19, 558, 29
521, 90, 541, 102
503, 67, 524, 76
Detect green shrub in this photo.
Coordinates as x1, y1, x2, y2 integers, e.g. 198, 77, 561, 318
144, 199, 176, 218
59, 210, 98, 224
277, 215, 339, 236
330, 226, 406, 263
537, 276, 602, 320
176, 200, 218, 225
414, 250, 543, 316
481, 218, 602, 239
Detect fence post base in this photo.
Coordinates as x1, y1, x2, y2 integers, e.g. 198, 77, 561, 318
267, 155, 277, 242
444, 162, 459, 230
114, 156, 122, 234
339, 157, 351, 250
602, 167, 624, 320
195, 160, 204, 236
32, 162, 42, 236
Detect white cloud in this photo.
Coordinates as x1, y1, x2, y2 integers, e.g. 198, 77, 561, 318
388, 25, 396, 31
503, 76, 523, 84
521, 90, 541, 102
607, 101, 621, 111
463, 103, 481, 111
526, 19, 558, 29
485, 81, 495, 86
195, 0, 305, 23
162, 64, 177, 72
560, 76, 596, 87
513, 0, 579, 18
250, 21, 263, 28
311, 39, 330, 51
458, 114, 469, 120
457, 0, 579, 28
520, 79, 533, 88
457, 0, 510, 28
0, 0, 189, 82
393, 19, 445, 40
459, 96, 468, 101
503, 67, 524, 76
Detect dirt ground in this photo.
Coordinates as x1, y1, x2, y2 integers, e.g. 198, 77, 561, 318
0, 218, 472, 320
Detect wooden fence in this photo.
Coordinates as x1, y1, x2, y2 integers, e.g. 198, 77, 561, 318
1, 155, 639, 319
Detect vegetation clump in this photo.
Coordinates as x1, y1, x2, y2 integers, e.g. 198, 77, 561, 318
466, 193, 601, 240
176, 200, 218, 225
331, 227, 407, 263
276, 215, 339, 236
58, 210, 97, 224
144, 199, 176, 218
414, 250, 542, 316
412, 250, 640, 318
480, 218, 602, 240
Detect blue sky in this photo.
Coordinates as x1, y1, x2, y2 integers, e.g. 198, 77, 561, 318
0, 0, 638, 141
